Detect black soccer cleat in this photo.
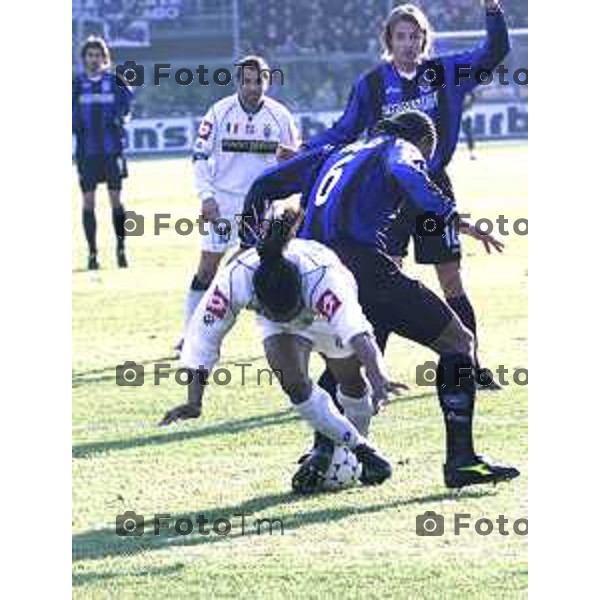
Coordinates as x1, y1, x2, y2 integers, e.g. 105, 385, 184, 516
444, 456, 520, 489
292, 444, 334, 495
354, 443, 392, 486
117, 248, 128, 268
476, 367, 504, 391
88, 254, 99, 271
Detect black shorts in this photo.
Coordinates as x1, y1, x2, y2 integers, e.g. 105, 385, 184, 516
329, 240, 455, 349
77, 154, 128, 193
390, 169, 461, 265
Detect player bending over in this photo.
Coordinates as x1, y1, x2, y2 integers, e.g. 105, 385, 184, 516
161, 226, 401, 494
240, 110, 518, 490
178, 55, 299, 351
72, 36, 133, 270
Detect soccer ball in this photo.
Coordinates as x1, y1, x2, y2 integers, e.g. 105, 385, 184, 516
322, 445, 362, 491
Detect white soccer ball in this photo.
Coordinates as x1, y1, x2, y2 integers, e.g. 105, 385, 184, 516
322, 445, 362, 491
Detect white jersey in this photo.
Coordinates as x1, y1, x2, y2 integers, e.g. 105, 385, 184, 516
192, 93, 300, 199
181, 239, 373, 371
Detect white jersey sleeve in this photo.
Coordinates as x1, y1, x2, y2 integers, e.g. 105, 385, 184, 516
308, 259, 373, 346
192, 105, 218, 200
181, 258, 254, 371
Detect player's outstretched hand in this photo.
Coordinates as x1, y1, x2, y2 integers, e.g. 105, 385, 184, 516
159, 403, 201, 426
483, 0, 501, 10
371, 379, 409, 414
461, 223, 505, 254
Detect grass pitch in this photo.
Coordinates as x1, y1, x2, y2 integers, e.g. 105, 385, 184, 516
72, 142, 528, 599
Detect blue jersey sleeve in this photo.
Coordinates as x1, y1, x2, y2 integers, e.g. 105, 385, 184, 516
114, 76, 134, 120
305, 75, 377, 149
385, 142, 455, 218
445, 8, 510, 93
239, 147, 330, 248
72, 77, 80, 134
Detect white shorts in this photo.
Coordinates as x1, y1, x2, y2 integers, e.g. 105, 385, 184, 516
257, 315, 355, 360
201, 190, 244, 253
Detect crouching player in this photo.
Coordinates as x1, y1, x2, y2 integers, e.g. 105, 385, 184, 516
160, 225, 402, 493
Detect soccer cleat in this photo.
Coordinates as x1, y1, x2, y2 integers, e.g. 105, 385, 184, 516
291, 444, 334, 495
117, 248, 128, 268
88, 254, 99, 270
444, 456, 520, 489
476, 367, 504, 391
354, 443, 392, 486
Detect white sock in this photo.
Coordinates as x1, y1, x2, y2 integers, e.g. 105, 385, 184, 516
294, 385, 367, 449
184, 289, 205, 331
337, 384, 373, 437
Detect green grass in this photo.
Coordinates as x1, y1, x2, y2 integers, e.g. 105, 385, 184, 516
72, 142, 528, 599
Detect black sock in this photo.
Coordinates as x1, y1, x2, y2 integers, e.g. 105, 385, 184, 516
447, 294, 480, 367
112, 205, 126, 250
437, 354, 476, 465
82, 208, 97, 255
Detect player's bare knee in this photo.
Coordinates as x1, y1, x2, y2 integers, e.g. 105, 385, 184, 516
282, 379, 313, 405
196, 252, 223, 286
83, 193, 95, 211
436, 262, 464, 298
108, 191, 122, 209
433, 319, 474, 359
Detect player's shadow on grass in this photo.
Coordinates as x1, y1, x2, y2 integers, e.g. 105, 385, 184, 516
72, 487, 495, 569
72, 563, 185, 587
72, 355, 264, 388
72, 408, 299, 459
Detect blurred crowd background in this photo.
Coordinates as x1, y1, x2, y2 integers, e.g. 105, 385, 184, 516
72, 0, 528, 118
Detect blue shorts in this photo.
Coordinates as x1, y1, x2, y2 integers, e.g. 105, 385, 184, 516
77, 154, 128, 193
388, 169, 461, 265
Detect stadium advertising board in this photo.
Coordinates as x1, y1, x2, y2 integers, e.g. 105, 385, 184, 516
118, 102, 528, 156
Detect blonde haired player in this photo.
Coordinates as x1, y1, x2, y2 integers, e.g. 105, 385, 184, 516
178, 55, 300, 350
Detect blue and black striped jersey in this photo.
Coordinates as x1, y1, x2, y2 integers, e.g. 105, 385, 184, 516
72, 70, 133, 159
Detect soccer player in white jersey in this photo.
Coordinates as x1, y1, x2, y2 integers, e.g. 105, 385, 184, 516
161, 224, 402, 493
179, 56, 300, 349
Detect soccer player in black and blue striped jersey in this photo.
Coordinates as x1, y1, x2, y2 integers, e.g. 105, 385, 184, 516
240, 111, 518, 489
302, 0, 510, 387
72, 36, 133, 270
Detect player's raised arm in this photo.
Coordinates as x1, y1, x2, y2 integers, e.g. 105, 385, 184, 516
239, 147, 329, 247
446, 0, 510, 91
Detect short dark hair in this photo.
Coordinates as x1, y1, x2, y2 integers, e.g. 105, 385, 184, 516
253, 221, 303, 322
373, 110, 437, 157
80, 35, 111, 66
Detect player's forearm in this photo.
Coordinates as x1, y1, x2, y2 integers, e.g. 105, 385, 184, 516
186, 367, 209, 408
349, 332, 390, 381
192, 159, 216, 199
483, 1, 510, 63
